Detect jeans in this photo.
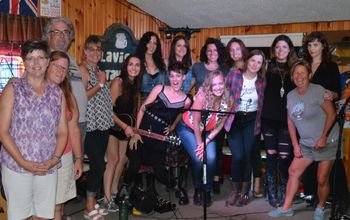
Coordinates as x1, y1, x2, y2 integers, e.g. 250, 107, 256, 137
177, 120, 216, 191
227, 112, 256, 182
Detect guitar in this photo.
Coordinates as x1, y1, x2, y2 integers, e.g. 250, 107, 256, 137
133, 128, 182, 146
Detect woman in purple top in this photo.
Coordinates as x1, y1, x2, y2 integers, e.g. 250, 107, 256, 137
0, 40, 68, 220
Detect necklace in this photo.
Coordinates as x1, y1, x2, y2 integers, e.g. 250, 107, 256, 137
276, 62, 286, 98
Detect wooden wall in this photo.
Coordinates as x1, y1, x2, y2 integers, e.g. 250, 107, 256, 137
62, 0, 350, 185
61, 0, 350, 63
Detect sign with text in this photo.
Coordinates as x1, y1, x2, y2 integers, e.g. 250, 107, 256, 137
40, 0, 61, 17
99, 24, 137, 81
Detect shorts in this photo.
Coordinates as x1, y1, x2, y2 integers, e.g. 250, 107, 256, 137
56, 152, 77, 204
1, 165, 57, 220
300, 141, 338, 161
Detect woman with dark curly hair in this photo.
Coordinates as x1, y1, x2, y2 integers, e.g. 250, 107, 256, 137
136, 31, 166, 101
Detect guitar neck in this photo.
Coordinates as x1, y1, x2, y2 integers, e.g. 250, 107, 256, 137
133, 128, 167, 142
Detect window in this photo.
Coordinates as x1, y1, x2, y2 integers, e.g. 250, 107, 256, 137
0, 43, 24, 94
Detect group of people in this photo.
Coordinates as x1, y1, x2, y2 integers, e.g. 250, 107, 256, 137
0, 14, 342, 220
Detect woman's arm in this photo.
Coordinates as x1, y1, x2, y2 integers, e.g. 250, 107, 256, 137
0, 84, 48, 174
43, 94, 68, 170
79, 64, 105, 99
68, 95, 83, 179
315, 100, 336, 149
287, 113, 302, 158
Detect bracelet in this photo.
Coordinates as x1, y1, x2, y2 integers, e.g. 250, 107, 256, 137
207, 136, 212, 142
52, 154, 61, 161
74, 156, 83, 161
123, 125, 129, 130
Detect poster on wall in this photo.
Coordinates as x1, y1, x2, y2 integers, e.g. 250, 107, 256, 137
98, 24, 138, 81
40, 0, 61, 17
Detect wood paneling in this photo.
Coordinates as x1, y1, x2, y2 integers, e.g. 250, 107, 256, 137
62, 0, 350, 186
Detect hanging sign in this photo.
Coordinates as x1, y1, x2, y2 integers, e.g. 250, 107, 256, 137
98, 24, 138, 81
40, 0, 61, 17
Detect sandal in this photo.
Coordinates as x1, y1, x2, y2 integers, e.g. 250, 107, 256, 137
94, 204, 108, 216
83, 209, 104, 220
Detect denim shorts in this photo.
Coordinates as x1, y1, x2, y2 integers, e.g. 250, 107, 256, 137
300, 141, 338, 161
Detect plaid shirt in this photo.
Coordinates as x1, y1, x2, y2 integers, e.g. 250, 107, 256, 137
224, 69, 266, 135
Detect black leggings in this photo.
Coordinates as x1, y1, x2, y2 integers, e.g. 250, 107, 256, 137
85, 130, 109, 195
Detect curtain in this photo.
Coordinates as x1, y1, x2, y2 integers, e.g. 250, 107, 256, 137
0, 13, 48, 43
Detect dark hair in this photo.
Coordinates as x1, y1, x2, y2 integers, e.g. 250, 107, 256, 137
43, 16, 75, 43
302, 31, 331, 63
168, 35, 192, 70
49, 51, 72, 111
200, 38, 226, 66
290, 59, 312, 78
136, 31, 165, 72
242, 49, 267, 79
84, 35, 102, 48
168, 61, 188, 75
120, 54, 142, 101
21, 40, 50, 60
270, 35, 298, 69
225, 37, 248, 69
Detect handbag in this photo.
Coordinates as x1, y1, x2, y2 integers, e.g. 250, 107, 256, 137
110, 113, 135, 140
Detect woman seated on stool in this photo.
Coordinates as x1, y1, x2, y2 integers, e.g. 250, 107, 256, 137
269, 60, 338, 220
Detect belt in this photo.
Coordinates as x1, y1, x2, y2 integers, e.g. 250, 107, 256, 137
235, 111, 257, 117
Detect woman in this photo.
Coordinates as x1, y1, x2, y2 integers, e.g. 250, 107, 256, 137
166, 35, 193, 205
46, 51, 83, 220
192, 37, 226, 194
136, 31, 167, 101
225, 50, 266, 207
261, 35, 298, 207
177, 70, 232, 207
0, 40, 67, 220
120, 62, 191, 211
301, 31, 341, 205
79, 35, 114, 220
168, 35, 193, 93
225, 37, 248, 71
269, 60, 338, 220
102, 54, 142, 210
225, 37, 264, 197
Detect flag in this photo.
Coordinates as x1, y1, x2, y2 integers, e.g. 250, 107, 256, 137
0, 0, 38, 16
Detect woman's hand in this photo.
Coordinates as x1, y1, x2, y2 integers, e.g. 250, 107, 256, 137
315, 135, 327, 149
21, 160, 49, 175
74, 159, 83, 180
324, 89, 334, 101
96, 70, 106, 84
195, 142, 204, 161
163, 125, 175, 136
129, 134, 143, 150
293, 144, 303, 158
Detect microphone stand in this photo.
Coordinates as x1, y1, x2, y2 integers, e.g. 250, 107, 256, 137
329, 96, 350, 220
188, 108, 234, 220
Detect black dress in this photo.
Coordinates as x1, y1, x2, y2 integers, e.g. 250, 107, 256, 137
124, 86, 187, 187
109, 81, 136, 140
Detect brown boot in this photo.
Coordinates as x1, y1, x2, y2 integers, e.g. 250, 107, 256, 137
225, 182, 241, 207
236, 181, 250, 207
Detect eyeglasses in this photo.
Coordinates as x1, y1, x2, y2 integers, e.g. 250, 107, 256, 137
85, 47, 103, 53
25, 56, 48, 64
49, 29, 71, 36
51, 63, 68, 73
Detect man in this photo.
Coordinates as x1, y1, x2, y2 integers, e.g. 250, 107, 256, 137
43, 17, 88, 153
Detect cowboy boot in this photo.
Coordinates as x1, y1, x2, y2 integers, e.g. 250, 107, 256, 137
225, 182, 241, 206
236, 181, 250, 206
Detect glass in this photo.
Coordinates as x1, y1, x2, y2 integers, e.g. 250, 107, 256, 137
86, 47, 103, 53
49, 29, 71, 36
25, 56, 48, 64
51, 63, 68, 73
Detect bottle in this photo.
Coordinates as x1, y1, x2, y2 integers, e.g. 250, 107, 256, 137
119, 198, 129, 220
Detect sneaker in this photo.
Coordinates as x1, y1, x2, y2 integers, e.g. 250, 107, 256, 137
314, 207, 325, 220
107, 201, 119, 212
268, 207, 294, 217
